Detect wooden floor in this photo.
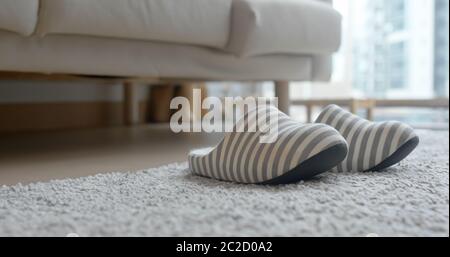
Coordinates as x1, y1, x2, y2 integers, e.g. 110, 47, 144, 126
0, 125, 222, 186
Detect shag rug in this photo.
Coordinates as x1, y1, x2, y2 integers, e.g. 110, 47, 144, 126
0, 130, 448, 237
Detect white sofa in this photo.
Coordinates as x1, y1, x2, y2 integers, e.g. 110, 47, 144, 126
0, 0, 341, 115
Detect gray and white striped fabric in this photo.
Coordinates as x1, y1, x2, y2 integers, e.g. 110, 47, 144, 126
315, 104, 419, 172
189, 106, 347, 183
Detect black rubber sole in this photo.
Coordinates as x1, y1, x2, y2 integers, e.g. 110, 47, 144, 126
261, 143, 348, 185
368, 136, 419, 172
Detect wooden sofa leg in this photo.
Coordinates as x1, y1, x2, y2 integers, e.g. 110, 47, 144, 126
123, 81, 140, 126
274, 81, 290, 115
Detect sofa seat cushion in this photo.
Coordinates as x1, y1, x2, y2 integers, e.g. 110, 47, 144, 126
0, 0, 39, 36
37, 0, 232, 48
227, 0, 342, 57
0, 31, 322, 81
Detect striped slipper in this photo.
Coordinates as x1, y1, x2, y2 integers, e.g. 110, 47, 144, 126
315, 104, 419, 172
188, 106, 348, 184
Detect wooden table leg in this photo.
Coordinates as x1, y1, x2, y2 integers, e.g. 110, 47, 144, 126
350, 99, 358, 114
367, 100, 376, 121
274, 81, 290, 116
306, 104, 313, 123
123, 81, 140, 126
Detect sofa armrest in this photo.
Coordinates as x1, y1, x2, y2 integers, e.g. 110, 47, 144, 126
226, 0, 341, 57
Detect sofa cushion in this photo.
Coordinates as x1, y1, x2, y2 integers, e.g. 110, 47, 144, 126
0, 0, 39, 36
0, 31, 317, 81
37, 0, 232, 48
227, 0, 341, 57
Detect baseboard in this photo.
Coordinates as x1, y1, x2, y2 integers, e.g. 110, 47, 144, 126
0, 101, 148, 133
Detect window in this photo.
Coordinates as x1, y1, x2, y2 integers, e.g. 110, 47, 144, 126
291, 0, 449, 128
387, 42, 407, 89
330, 0, 449, 99
385, 0, 406, 31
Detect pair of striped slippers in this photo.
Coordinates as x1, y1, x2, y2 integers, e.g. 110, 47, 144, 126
188, 105, 419, 185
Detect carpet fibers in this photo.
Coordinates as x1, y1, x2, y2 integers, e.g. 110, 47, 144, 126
0, 130, 448, 236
